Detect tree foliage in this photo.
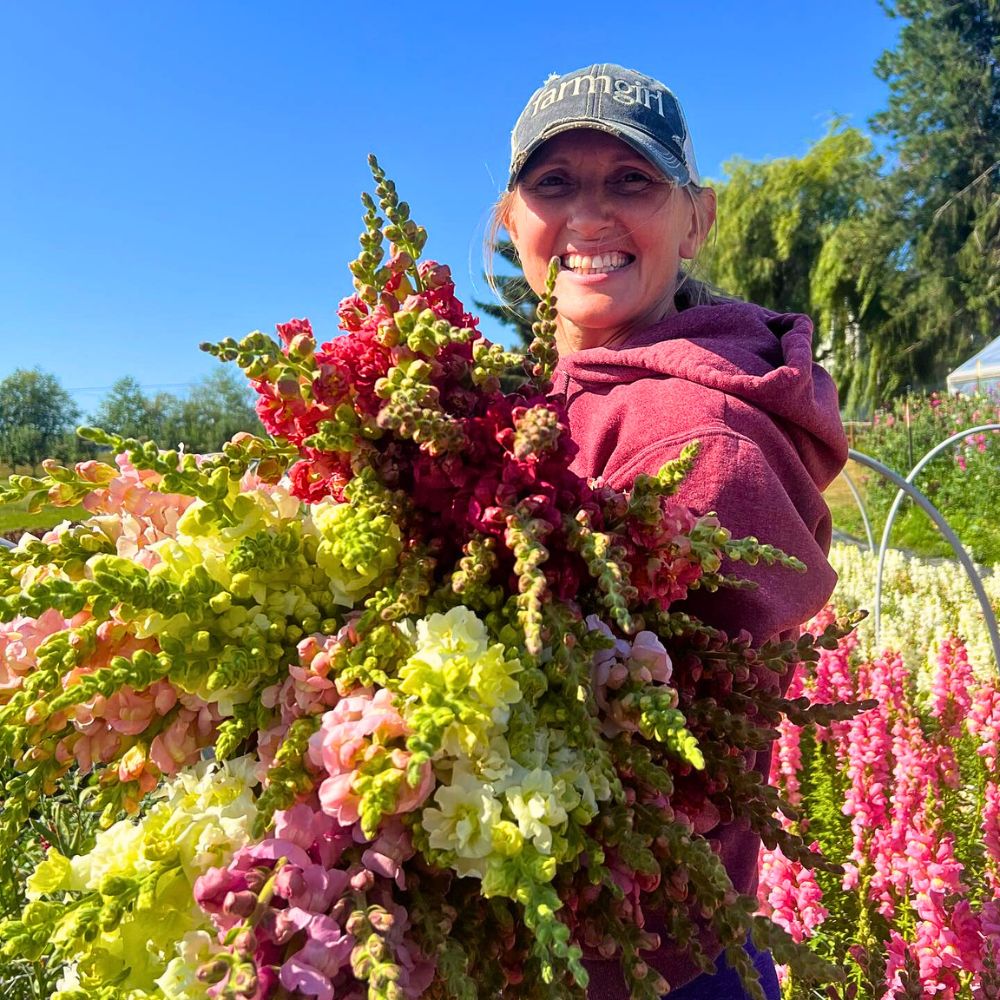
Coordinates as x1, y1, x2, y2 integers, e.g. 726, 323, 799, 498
475, 238, 538, 347
93, 368, 262, 453
92, 376, 175, 443
0, 369, 81, 466
700, 125, 904, 414
0, 368, 263, 471
702, 124, 883, 317
865, 0, 1000, 395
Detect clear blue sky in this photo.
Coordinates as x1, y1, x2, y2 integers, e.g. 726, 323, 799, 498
1, 2, 900, 416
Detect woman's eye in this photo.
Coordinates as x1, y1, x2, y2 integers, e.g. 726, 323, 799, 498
536, 174, 569, 188
615, 171, 654, 189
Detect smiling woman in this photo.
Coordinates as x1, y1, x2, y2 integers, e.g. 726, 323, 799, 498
504, 129, 716, 353
486, 63, 850, 1000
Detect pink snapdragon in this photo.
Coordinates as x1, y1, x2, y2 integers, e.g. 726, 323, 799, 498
195, 804, 431, 1000
841, 699, 892, 862
308, 688, 432, 825
769, 662, 805, 809
102, 681, 178, 735
81, 454, 195, 566
770, 616, 1000, 996
624, 500, 703, 607
968, 681, 1000, 773
149, 700, 221, 775
984, 782, 1000, 893
758, 844, 828, 943
0, 608, 80, 698
930, 636, 975, 738
587, 616, 674, 738
800, 605, 858, 750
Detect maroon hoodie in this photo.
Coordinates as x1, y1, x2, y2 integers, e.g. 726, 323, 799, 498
550, 301, 848, 996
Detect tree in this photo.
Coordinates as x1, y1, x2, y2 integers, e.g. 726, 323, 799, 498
0, 368, 81, 467
90, 369, 262, 455
702, 124, 883, 313
165, 368, 262, 453
865, 0, 1000, 391
474, 239, 538, 347
701, 125, 901, 413
92, 376, 173, 443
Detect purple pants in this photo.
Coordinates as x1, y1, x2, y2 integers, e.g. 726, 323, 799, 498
664, 940, 781, 1000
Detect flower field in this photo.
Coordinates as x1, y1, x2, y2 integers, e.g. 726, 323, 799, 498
759, 544, 1000, 998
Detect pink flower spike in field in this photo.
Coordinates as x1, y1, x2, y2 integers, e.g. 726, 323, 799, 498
757, 844, 828, 943
930, 635, 975, 739
968, 681, 1000, 773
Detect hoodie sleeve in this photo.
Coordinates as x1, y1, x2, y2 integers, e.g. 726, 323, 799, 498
610, 426, 838, 662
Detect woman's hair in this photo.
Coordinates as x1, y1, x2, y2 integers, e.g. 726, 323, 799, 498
483, 181, 738, 317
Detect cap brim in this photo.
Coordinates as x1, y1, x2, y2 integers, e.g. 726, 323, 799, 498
507, 119, 692, 190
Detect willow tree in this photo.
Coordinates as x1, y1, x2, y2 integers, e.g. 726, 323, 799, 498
701, 125, 894, 414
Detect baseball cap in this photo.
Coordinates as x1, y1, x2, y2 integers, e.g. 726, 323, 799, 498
507, 63, 700, 190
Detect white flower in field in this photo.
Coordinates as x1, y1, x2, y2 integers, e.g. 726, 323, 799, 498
829, 542, 1000, 687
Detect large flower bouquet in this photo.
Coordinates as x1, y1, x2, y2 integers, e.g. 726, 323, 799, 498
0, 161, 864, 1000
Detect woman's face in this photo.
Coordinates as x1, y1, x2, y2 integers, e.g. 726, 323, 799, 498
506, 130, 715, 353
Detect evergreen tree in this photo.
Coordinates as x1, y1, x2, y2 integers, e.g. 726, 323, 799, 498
867, 0, 1000, 391
474, 239, 538, 348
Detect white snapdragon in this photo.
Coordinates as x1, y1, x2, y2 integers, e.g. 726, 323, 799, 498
502, 766, 570, 855
421, 764, 503, 877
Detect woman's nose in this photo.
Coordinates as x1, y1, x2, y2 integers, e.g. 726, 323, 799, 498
565, 186, 615, 237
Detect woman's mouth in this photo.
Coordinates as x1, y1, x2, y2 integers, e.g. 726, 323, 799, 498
559, 251, 635, 275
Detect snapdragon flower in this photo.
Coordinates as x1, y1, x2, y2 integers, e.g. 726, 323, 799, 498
20, 759, 257, 995
399, 606, 522, 758
420, 763, 503, 877
501, 766, 569, 855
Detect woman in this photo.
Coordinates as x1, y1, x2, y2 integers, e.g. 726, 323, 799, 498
491, 63, 849, 998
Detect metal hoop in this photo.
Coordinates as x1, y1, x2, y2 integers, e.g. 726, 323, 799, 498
873, 424, 1000, 650
848, 447, 1000, 675
836, 465, 875, 552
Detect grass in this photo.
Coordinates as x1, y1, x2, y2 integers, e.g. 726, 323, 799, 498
0, 496, 86, 539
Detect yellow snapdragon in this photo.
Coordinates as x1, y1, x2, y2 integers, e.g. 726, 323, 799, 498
310, 498, 403, 606
399, 606, 523, 757
26, 758, 257, 995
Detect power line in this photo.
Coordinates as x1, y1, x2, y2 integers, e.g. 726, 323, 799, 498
67, 382, 199, 393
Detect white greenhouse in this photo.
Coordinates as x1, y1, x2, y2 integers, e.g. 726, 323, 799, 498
946, 335, 1000, 396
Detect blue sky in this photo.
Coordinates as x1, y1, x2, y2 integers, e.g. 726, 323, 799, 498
1, 2, 901, 416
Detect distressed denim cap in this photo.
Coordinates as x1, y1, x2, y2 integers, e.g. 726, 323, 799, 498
507, 63, 700, 191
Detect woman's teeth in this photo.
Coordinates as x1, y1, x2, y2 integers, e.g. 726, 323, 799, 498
561, 252, 632, 274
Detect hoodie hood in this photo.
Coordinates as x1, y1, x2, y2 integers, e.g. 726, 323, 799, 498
552, 301, 847, 491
